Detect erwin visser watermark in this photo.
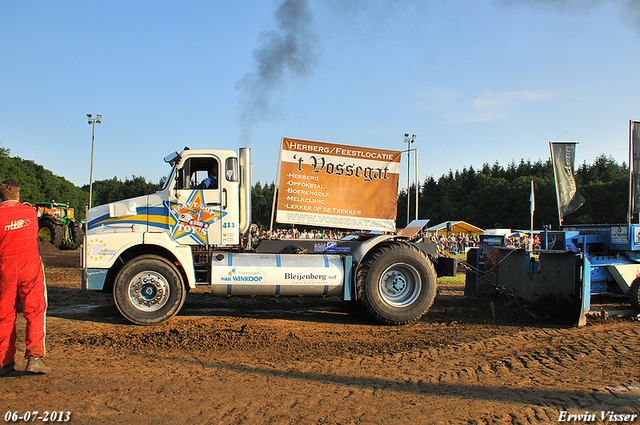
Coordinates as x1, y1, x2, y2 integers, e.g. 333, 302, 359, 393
558, 411, 638, 422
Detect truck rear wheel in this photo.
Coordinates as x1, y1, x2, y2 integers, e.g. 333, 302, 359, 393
38, 218, 63, 248
630, 278, 640, 310
113, 255, 187, 325
357, 242, 437, 325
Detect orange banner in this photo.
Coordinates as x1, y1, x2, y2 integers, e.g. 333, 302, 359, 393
276, 138, 402, 231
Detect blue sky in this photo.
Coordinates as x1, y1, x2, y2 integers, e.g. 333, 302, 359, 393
1, 0, 639, 189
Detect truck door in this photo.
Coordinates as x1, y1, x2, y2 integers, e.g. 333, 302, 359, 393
169, 156, 225, 245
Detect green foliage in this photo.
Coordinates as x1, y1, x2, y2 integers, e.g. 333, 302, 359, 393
0, 146, 88, 219
269, 153, 629, 231
82, 175, 162, 208
0, 143, 162, 218
398, 154, 629, 229
251, 180, 276, 229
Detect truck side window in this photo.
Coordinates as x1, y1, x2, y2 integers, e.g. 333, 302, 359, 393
182, 158, 219, 190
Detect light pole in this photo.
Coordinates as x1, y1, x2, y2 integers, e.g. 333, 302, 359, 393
87, 114, 102, 209
404, 133, 416, 225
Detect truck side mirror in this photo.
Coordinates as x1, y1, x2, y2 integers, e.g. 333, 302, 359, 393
226, 157, 238, 182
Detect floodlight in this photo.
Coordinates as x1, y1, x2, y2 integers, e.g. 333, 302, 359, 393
87, 113, 103, 209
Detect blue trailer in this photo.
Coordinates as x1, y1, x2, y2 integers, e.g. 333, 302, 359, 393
465, 224, 640, 325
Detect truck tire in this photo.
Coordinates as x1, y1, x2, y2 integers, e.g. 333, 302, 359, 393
630, 278, 640, 310
356, 242, 437, 325
70, 221, 85, 248
113, 255, 187, 325
38, 218, 63, 249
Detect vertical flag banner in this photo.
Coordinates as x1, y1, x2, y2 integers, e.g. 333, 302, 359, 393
530, 180, 535, 215
630, 121, 640, 217
550, 142, 585, 224
276, 138, 402, 231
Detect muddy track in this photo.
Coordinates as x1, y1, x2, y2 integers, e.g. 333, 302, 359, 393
1, 244, 638, 424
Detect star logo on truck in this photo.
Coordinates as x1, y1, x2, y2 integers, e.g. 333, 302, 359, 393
166, 190, 226, 244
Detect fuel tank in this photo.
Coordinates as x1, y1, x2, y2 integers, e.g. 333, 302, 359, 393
210, 252, 345, 296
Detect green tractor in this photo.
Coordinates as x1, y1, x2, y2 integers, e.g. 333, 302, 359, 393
36, 201, 85, 249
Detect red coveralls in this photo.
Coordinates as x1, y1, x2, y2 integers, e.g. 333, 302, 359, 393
0, 200, 47, 366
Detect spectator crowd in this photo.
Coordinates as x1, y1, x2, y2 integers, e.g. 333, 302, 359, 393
249, 227, 352, 242
430, 233, 479, 254
248, 226, 541, 254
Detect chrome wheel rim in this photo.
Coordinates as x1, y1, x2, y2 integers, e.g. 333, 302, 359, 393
128, 271, 170, 312
378, 263, 421, 307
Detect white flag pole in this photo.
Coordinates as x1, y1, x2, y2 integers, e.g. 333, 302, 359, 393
530, 179, 535, 251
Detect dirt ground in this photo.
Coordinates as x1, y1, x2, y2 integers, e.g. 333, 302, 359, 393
1, 242, 639, 424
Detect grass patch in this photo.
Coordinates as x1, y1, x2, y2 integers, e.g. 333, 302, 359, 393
438, 274, 466, 286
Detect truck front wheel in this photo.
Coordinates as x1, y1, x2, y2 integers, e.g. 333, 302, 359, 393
113, 255, 187, 325
357, 242, 437, 325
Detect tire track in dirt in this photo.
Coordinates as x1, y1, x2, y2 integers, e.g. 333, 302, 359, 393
272, 322, 640, 423
6, 313, 640, 424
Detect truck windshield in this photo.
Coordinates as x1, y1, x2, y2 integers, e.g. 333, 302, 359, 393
161, 163, 177, 191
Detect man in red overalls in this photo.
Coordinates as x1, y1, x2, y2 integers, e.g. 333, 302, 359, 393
0, 178, 50, 375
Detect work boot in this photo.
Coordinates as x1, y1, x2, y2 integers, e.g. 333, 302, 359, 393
25, 357, 51, 374
0, 362, 15, 376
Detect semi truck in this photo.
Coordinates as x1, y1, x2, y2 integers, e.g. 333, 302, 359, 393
83, 147, 454, 326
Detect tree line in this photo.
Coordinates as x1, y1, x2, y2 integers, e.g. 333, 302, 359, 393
0, 146, 162, 219
0, 146, 87, 216
251, 154, 629, 231
396, 154, 629, 230
1, 144, 629, 230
